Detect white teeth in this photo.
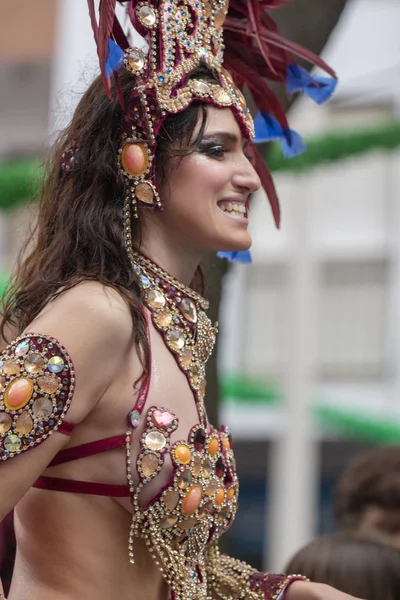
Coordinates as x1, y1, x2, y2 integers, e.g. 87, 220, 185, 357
219, 201, 247, 217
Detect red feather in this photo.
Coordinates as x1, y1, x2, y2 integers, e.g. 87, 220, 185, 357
97, 0, 118, 98
87, 0, 99, 43
252, 145, 281, 228
86, 0, 337, 229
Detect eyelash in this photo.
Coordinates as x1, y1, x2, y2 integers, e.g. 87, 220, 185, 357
202, 145, 228, 158
201, 145, 253, 162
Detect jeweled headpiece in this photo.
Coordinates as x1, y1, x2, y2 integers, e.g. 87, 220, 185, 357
87, 0, 337, 228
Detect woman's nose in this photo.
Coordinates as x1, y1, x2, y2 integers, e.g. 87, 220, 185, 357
232, 153, 261, 194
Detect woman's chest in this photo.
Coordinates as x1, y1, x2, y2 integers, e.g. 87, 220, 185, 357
131, 401, 239, 559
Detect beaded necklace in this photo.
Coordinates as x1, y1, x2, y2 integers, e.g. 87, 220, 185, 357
131, 251, 217, 427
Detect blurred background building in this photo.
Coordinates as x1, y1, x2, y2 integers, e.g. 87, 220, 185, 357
1, 0, 400, 577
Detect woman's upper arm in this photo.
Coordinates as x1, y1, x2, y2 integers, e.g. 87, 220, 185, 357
0, 283, 133, 518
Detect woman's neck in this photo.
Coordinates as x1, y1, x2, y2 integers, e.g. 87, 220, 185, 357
139, 225, 202, 287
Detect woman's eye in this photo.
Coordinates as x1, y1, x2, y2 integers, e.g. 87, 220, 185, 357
201, 145, 228, 158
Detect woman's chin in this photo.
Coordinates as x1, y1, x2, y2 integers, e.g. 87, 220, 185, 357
216, 232, 252, 253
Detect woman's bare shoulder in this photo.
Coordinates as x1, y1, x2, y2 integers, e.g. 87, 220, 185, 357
30, 281, 134, 343
24, 281, 137, 416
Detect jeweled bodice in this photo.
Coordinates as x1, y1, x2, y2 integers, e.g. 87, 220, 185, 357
132, 253, 217, 427
128, 405, 238, 599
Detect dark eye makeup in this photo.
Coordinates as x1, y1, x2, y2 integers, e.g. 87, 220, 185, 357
197, 133, 251, 160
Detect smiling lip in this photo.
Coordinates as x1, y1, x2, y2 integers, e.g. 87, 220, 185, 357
217, 197, 249, 219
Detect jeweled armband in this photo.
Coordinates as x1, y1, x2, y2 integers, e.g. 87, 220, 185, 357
0, 334, 75, 461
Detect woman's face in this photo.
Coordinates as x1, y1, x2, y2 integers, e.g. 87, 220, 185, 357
155, 106, 261, 254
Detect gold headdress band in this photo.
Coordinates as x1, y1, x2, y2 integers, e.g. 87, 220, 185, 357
87, 0, 337, 228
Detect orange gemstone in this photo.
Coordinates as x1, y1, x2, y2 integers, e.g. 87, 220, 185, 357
154, 310, 173, 329
135, 181, 154, 204
198, 379, 206, 400
160, 515, 178, 529
203, 458, 213, 478
227, 487, 236, 501
177, 468, 192, 489
203, 0, 212, 17
204, 479, 219, 497
214, 86, 231, 104
179, 349, 193, 369
190, 363, 201, 387
174, 444, 191, 465
4, 377, 33, 410
215, 488, 225, 505
163, 489, 180, 510
0, 412, 12, 434
181, 485, 202, 516
198, 500, 213, 519
214, 4, 228, 28
222, 436, 231, 451
191, 80, 211, 96
3, 359, 20, 375
37, 375, 59, 395
217, 507, 230, 523
15, 411, 33, 435
140, 452, 159, 478
121, 143, 149, 177
208, 437, 219, 456
178, 517, 198, 530
192, 455, 202, 477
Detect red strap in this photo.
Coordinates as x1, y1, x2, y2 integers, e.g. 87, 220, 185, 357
58, 420, 75, 436
49, 434, 127, 467
33, 476, 130, 497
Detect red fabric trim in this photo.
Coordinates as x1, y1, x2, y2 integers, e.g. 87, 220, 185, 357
49, 434, 127, 466
33, 476, 130, 497
57, 420, 75, 436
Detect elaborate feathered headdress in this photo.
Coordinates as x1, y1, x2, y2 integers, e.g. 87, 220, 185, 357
87, 0, 336, 246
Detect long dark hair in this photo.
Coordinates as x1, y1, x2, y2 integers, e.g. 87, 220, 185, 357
285, 532, 400, 600
1, 67, 219, 376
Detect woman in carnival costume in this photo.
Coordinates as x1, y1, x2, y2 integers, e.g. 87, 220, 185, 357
0, 1, 363, 599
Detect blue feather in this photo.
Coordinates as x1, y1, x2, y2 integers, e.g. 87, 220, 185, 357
254, 112, 306, 158
286, 63, 338, 105
217, 250, 252, 264
280, 128, 307, 158
105, 39, 124, 77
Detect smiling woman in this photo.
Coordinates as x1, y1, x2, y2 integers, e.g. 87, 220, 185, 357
147, 107, 260, 260
0, 2, 351, 600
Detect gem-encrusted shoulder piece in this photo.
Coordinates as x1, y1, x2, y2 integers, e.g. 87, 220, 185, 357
0, 333, 75, 460
132, 251, 217, 426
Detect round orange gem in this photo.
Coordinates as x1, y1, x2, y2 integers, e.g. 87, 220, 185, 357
181, 484, 202, 516
208, 437, 219, 456
227, 487, 236, 501
3, 359, 20, 375
121, 143, 149, 177
222, 436, 231, 451
174, 444, 191, 465
215, 488, 225, 506
4, 377, 33, 410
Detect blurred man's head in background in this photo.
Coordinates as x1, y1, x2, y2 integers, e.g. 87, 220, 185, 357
284, 532, 400, 600
334, 446, 400, 546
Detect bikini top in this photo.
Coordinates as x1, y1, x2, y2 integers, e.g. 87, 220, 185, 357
0, 329, 301, 599
30, 324, 239, 569
33, 367, 239, 533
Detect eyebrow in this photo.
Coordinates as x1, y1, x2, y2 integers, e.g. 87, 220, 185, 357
201, 131, 249, 148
